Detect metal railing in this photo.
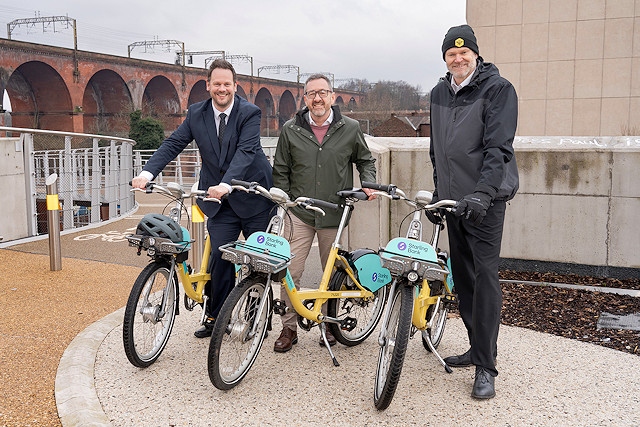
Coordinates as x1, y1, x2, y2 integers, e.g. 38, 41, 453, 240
0, 126, 136, 239
0, 127, 276, 243
132, 137, 279, 187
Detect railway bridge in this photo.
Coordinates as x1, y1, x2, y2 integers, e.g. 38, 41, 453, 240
0, 38, 363, 136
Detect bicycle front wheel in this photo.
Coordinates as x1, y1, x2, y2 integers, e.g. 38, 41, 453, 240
422, 281, 449, 351
123, 260, 178, 368
374, 282, 413, 410
208, 274, 271, 390
327, 270, 387, 346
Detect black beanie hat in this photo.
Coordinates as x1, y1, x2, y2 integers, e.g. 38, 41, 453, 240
441, 24, 479, 59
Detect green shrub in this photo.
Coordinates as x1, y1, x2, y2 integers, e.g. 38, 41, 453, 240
129, 110, 164, 150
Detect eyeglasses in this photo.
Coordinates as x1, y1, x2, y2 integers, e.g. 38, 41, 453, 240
304, 89, 332, 99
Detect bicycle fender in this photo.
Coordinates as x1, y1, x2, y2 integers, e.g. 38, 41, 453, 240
351, 250, 392, 292
445, 256, 454, 293
180, 226, 192, 251
383, 237, 438, 263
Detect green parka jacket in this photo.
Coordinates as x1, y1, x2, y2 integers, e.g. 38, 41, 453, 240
272, 105, 376, 228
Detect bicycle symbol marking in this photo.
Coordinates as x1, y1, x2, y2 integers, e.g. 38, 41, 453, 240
73, 227, 137, 243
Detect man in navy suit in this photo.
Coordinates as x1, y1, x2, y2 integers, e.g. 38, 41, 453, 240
132, 59, 274, 338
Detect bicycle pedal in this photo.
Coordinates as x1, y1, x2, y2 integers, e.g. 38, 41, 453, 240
444, 294, 457, 304
273, 299, 288, 316
183, 294, 197, 311
340, 317, 357, 332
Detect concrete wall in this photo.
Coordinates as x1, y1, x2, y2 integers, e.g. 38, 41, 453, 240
0, 137, 28, 240
346, 136, 640, 272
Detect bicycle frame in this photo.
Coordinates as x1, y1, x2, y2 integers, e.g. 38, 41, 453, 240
127, 182, 218, 322
282, 197, 382, 324
218, 183, 390, 365
374, 187, 457, 367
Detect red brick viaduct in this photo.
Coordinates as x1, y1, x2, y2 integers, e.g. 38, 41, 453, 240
0, 38, 363, 136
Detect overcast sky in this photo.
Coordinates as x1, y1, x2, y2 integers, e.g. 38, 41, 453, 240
1, 0, 466, 101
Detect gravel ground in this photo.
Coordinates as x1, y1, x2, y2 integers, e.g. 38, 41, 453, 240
0, 250, 139, 427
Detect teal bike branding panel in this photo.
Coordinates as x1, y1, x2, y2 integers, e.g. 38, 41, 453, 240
383, 237, 438, 263
353, 253, 392, 292
244, 231, 291, 259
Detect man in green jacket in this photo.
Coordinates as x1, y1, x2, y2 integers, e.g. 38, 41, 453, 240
271, 74, 377, 352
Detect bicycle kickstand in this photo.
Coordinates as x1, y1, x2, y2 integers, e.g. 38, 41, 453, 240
424, 335, 453, 374
319, 323, 340, 367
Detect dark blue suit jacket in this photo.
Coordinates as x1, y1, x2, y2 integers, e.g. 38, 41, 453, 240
143, 95, 273, 218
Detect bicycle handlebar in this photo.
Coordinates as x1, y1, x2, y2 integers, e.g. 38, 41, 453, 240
305, 198, 340, 211
364, 182, 459, 212
227, 182, 340, 216
130, 182, 221, 202
229, 179, 271, 200
362, 181, 394, 192
230, 179, 252, 188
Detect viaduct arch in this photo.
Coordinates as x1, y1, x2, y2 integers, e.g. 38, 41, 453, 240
0, 39, 364, 136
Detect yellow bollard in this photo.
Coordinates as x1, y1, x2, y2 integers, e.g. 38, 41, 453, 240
46, 173, 62, 271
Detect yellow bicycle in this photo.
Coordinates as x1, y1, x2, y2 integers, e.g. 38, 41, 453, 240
123, 182, 219, 368
207, 180, 390, 390
362, 182, 458, 410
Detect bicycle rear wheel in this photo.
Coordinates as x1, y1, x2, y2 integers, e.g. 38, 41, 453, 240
422, 281, 449, 351
123, 260, 178, 368
327, 270, 387, 346
208, 274, 271, 390
374, 281, 413, 410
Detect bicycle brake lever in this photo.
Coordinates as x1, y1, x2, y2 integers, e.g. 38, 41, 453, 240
306, 205, 326, 216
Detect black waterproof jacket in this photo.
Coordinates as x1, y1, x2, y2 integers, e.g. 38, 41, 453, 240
429, 59, 519, 201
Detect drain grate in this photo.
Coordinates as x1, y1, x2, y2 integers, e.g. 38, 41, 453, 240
597, 312, 640, 331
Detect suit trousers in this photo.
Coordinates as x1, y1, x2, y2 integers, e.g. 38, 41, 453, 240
205, 201, 273, 319
445, 200, 506, 377
279, 214, 338, 330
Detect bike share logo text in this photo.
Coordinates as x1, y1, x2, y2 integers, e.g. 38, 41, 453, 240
257, 234, 285, 249
397, 241, 429, 255
371, 271, 391, 284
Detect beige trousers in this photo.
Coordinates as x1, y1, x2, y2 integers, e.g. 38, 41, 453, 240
279, 214, 338, 330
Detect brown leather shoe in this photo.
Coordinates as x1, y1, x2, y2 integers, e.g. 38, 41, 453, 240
319, 328, 337, 346
274, 327, 298, 353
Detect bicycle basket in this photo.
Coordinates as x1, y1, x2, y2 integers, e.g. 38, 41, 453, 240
136, 213, 183, 243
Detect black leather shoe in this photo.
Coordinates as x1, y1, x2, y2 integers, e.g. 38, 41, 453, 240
472, 367, 496, 399
444, 349, 472, 367
194, 317, 215, 339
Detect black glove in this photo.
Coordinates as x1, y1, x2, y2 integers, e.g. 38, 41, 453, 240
453, 191, 492, 225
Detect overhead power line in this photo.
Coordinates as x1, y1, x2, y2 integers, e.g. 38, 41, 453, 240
257, 65, 300, 82
7, 15, 77, 49
128, 39, 185, 63
7, 15, 80, 81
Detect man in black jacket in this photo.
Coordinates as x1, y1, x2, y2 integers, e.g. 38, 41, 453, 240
429, 24, 519, 399
132, 59, 273, 338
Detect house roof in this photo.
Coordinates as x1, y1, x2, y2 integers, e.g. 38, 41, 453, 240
395, 115, 430, 130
